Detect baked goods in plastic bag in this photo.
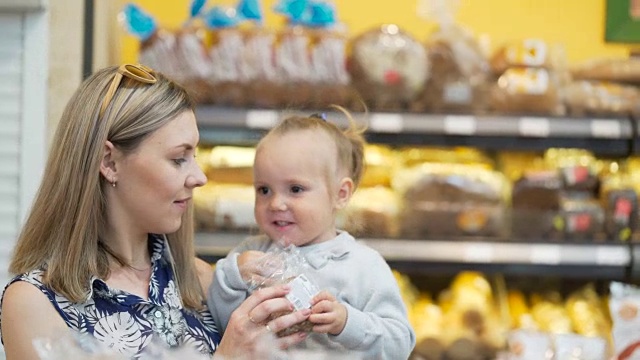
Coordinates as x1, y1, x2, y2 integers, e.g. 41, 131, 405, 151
601, 174, 638, 242
342, 186, 401, 238
610, 282, 640, 360
564, 80, 640, 117
393, 163, 510, 238
274, 1, 351, 109
244, 244, 320, 337
121, 3, 213, 102
572, 57, 640, 84
490, 39, 559, 74
511, 170, 562, 239
415, 0, 490, 113
489, 67, 566, 115
348, 24, 429, 111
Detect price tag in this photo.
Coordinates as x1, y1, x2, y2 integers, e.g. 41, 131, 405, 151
464, 244, 494, 263
596, 246, 629, 266
444, 115, 476, 135
519, 117, 550, 137
370, 113, 404, 133
246, 110, 278, 129
530, 245, 561, 264
590, 119, 622, 139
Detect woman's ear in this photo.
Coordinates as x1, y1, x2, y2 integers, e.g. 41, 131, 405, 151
99, 141, 118, 183
334, 177, 354, 210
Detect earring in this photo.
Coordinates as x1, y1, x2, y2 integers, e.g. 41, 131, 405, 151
111, 178, 117, 187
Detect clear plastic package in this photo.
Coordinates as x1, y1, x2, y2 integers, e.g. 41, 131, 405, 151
243, 244, 320, 337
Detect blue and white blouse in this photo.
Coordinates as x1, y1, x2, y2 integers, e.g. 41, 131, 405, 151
1, 234, 220, 358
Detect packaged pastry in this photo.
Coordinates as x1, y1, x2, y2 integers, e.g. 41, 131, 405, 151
565, 80, 640, 117
609, 282, 640, 360
122, 3, 213, 102
360, 144, 397, 187
545, 148, 599, 194
348, 24, 430, 111
489, 67, 566, 115
398, 146, 494, 168
415, 0, 490, 113
556, 192, 605, 241
204, 1, 272, 107
552, 333, 608, 360
530, 293, 572, 334
566, 284, 611, 339
204, 146, 256, 185
393, 163, 509, 238
342, 186, 400, 238
193, 183, 257, 231
490, 39, 560, 74
511, 170, 562, 239
601, 174, 638, 242
572, 57, 640, 84
505, 330, 553, 360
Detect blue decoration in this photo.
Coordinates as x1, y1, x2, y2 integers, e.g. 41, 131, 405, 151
122, 4, 157, 41
237, 0, 263, 21
273, 0, 309, 22
190, 0, 208, 18
307, 1, 335, 27
203, 6, 242, 28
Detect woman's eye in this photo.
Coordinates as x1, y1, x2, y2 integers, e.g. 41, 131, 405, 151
291, 185, 303, 193
173, 158, 187, 166
256, 186, 269, 195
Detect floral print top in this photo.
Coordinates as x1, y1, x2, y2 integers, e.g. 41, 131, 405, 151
0, 234, 220, 358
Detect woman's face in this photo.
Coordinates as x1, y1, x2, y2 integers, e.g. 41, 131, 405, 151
109, 110, 207, 235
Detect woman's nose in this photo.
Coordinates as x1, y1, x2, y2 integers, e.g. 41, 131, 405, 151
187, 162, 208, 188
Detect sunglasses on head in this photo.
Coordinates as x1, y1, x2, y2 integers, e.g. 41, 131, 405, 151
99, 64, 157, 118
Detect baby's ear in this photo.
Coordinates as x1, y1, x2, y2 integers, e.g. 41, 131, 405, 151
334, 177, 354, 210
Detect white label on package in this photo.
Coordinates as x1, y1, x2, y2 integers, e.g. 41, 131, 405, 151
286, 274, 320, 311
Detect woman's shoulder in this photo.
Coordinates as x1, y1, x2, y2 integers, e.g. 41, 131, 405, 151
195, 257, 214, 294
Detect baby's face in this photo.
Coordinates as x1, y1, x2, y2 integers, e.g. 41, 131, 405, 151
253, 130, 340, 247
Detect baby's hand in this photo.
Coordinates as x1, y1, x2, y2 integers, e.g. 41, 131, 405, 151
237, 250, 267, 283
308, 291, 347, 335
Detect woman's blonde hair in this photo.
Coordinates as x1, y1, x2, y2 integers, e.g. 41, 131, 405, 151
10, 65, 205, 309
257, 106, 367, 191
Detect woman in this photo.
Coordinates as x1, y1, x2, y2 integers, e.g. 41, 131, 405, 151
0, 64, 309, 359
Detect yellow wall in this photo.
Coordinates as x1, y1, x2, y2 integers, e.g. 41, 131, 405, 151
120, 0, 632, 65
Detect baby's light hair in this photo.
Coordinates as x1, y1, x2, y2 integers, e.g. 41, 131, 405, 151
257, 105, 367, 190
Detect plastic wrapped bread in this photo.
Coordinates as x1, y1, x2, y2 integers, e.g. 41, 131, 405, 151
489, 67, 566, 115
204, 146, 256, 185
193, 183, 256, 231
393, 163, 510, 238
348, 24, 430, 111
565, 80, 640, 117
572, 58, 640, 84
342, 186, 401, 238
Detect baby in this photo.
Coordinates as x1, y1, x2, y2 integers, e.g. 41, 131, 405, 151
208, 112, 415, 359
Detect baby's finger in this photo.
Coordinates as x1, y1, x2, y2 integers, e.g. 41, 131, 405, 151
309, 312, 334, 325
311, 300, 332, 314
311, 290, 335, 304
312, 324, 334, 334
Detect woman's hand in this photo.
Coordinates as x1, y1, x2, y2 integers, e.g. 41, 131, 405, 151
214, 285, 311, 359
309, 291, 347, 335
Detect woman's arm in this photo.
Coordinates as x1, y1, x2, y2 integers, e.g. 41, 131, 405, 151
1, 281, 69, 360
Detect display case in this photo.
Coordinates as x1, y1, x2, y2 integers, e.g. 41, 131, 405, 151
193, 105, 640, 282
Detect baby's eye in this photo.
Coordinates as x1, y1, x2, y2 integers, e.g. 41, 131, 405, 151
256, 186, 270, 195
290, 185, 304, 194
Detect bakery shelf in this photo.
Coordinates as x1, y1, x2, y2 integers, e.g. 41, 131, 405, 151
195, 106, 633, 156
195, 232, 632, 280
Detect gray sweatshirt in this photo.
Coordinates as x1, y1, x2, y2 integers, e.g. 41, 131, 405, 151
208, 231, 416, 360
